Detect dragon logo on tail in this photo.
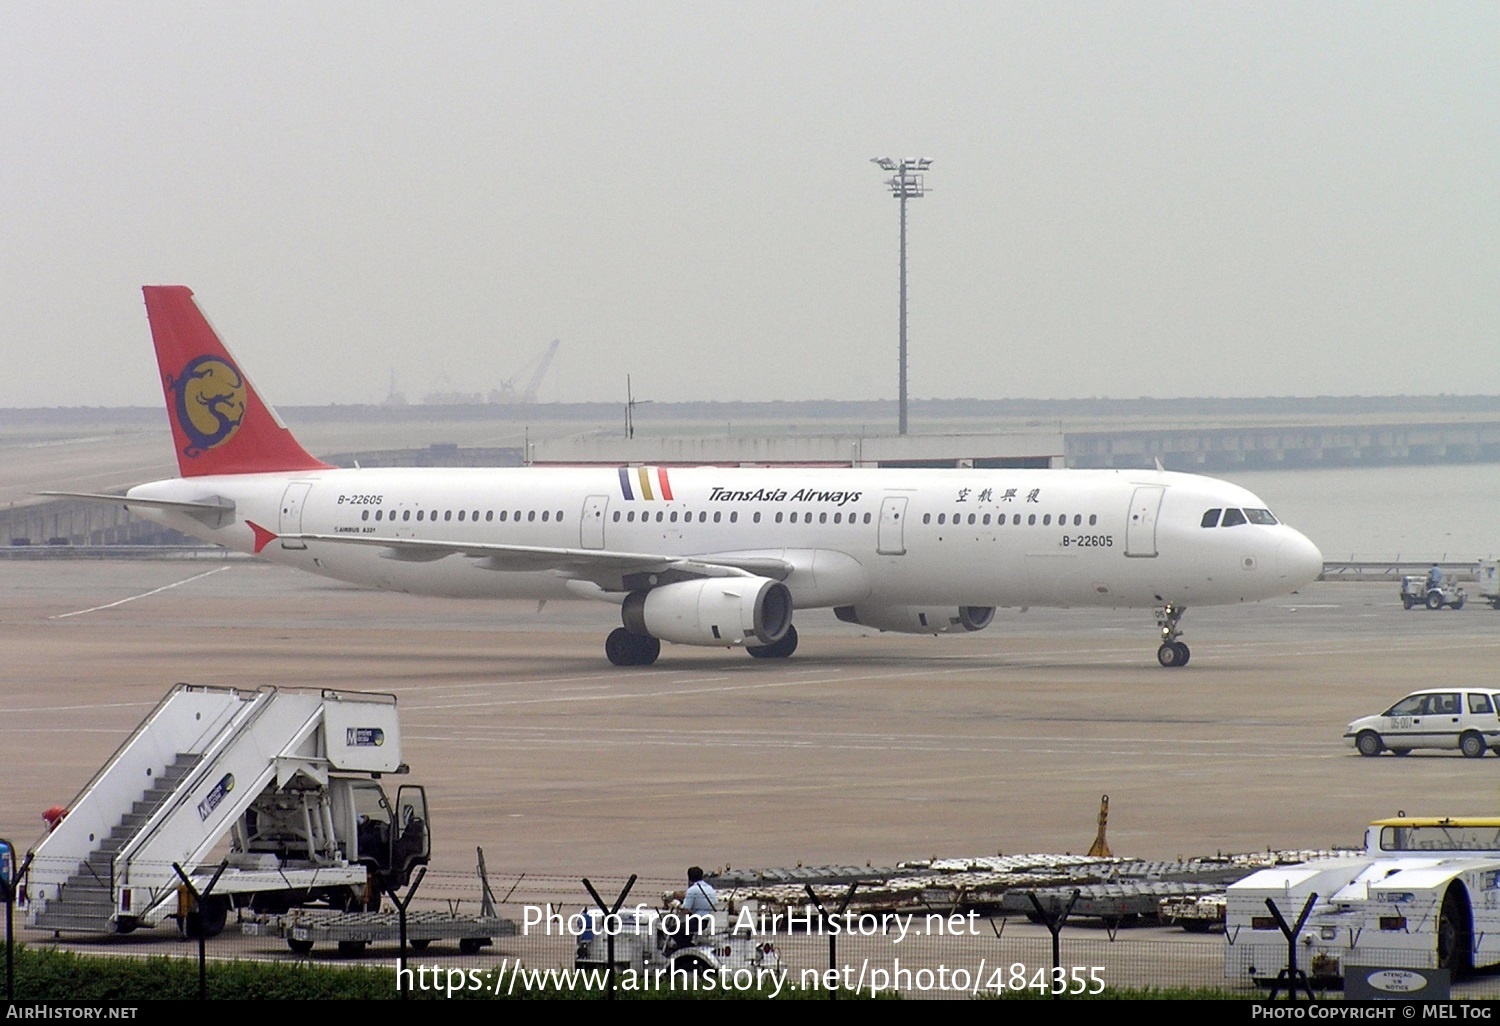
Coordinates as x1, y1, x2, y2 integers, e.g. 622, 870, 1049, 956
168, 355, 246, 457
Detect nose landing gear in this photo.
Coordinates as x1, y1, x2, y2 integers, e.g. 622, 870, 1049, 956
1156, 604, 1190, 667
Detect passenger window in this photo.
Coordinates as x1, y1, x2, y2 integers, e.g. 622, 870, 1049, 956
1089, 514, 1097, 526
968, 514, 976, 525
699, 512, 706, 523
612, 511, 620, 522
1027, 514, 1036, 525
1043, 514, 1051, 526
626, 511, 635, 523
670, 511, 678, 523
1073, 514, 1082, 526
542, 510, 550, 522
1221, 508, 1247, 527
713, 511, 721, 523
1469, 693, 1493, 715
557, 511, 563, 521
361, 510, 369, 521
775, 512, 784, 524
528, 511, 537, 522
402, 510, 411, 521
416, 510, 424, 521
937, 514, 945, 525
820, 512, 828, 524
789, 512, 798, 524
374, 510, 383, 521
983, 514, 991, 525
444, 511, 452, 522
834, 512, 842, 524
863, 513, 872, 524
458, 510, 466, 522
655, 511, 663, 523
1201, 509, 1222, 528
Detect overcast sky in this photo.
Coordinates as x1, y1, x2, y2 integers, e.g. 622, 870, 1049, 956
4, 2, 1496, 408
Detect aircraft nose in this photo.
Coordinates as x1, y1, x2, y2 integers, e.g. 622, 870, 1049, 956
1277, 531, 1324, 586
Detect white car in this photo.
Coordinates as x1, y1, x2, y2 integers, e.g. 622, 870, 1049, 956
1345, 688, 1500, 758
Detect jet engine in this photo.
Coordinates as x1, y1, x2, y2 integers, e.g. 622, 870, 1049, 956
622, 577, 793, 647
833, 605, 994, 635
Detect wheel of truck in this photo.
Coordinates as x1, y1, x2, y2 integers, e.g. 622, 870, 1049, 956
1452, 597, 1465, 610
1438, 886, 1473, 975
338, 940, 367, 957
287, 938, 314, 955
1355, 731, 1384, 757
1492, 599, 1500, 611
183, 896, 228, 939
1403, 596, 1415, 609
459, 938, 486, 955
1427, 591, 1444, 610
1460, 732, 1488, 759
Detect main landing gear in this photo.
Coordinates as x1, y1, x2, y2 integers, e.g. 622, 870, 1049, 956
747, 624, 798, 660
605, 627, 661, 667
604, 624, 801, 666
1155, 603, 1190, 668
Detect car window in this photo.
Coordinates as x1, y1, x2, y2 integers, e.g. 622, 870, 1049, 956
1387, 695, 1426, 717
1470, 693, 1495, 715
1434, 693, 1460, 715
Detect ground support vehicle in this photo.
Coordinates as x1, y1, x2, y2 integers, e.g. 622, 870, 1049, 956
1225, 817, 1500, 983
1478, 560, 1500, 609
574, 905, 784, 983
1401, 575, 1465, 610
25, 684, 429, 937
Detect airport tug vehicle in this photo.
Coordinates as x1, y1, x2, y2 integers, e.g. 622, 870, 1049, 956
26, 685, 432, 938
1225, 816, 1500, 983
574, 902, 784, 982
1401, 575, 1466, 610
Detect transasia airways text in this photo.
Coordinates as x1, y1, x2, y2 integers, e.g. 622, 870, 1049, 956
708, 487, 863, 506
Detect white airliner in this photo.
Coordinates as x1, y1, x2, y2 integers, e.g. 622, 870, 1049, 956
54, 286, 1324, 668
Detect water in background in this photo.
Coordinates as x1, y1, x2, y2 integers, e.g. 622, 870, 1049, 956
1221, 463, 1500, 562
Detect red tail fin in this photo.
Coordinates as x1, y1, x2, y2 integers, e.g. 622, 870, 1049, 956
143, 286, 332, 477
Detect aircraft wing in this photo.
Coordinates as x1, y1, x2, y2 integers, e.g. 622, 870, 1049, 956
282, 530, 794, 592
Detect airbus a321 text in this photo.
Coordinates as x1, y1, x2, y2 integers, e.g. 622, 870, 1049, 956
51, 287, 1324, 668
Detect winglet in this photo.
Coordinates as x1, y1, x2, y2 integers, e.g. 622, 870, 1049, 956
143, 286, 333, 478
246, 520, 278, 554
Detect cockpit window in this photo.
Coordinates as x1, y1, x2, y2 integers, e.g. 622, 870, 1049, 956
1220, 508, 1247, 527
1201, 509, 1222, 528
1244, 508, 1278, 525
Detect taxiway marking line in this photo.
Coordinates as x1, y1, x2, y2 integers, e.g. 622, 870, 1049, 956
49, 566, 233, 619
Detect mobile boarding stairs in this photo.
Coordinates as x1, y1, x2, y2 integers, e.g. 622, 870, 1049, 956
25, 684, 410, 936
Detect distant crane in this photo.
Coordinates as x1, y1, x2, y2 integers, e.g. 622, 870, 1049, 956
492, 339, 561, 404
